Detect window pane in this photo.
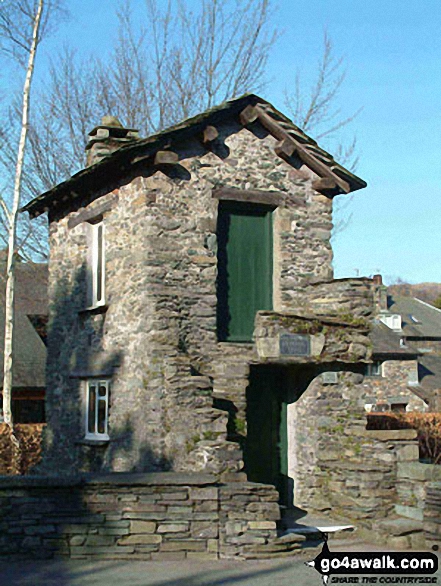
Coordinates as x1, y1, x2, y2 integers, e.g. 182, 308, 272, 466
88, 384, 97, 434
98, 383, 107, 397
98, 399, 107, 434
96, 224, 103, 302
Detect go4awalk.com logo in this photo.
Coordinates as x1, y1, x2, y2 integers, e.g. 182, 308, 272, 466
305, 540, 438, 585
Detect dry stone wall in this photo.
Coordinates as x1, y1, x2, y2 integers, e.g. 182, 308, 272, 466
289, 369, 424, 530
424, 482, 441, 550
0, 473, 281, 560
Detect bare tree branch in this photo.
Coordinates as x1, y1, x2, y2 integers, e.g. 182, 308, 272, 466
1, 0, 44, 434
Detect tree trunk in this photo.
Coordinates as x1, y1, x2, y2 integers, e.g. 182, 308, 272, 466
2, 0, 44, 446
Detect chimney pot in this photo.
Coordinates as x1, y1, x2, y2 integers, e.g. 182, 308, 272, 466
373, 274, 383, 286
85, 116, 139, 166
101, 116, 123, 128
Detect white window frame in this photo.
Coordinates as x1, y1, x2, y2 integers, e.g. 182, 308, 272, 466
85, 379, 110, 441
87, 220, 106, 308
366, 361, 383, 377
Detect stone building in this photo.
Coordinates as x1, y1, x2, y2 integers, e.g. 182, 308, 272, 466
22, 94, 388, 529
363, 276, 441, 413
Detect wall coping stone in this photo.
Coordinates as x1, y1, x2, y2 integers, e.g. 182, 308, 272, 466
0, 472, 218, 489
397, 463, 441, 482
257, 310, 369, 330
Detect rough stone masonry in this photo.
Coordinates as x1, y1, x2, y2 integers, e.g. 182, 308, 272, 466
15, 94, 418, 556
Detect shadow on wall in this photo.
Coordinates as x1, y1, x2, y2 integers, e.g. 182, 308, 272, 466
38, 263, 170, 474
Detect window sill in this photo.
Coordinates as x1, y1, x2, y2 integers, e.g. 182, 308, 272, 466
79, 304, 108, 316
77, 436, 110, 447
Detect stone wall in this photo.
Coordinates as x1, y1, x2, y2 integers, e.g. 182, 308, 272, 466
291, 278, 374, 320
424, 482, 441, 550
0, 473, 280, 560
410, 340, 441, 353
289, 366, 422, 529
43, 119, 368, 476
395, 462, 441, 522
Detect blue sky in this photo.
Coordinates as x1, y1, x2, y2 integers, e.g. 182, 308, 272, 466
19, 0, 441, 283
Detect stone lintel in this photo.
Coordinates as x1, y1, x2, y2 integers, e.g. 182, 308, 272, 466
67, 193, 119, 229
254, 311, 370, 363
212, 187, 284, 207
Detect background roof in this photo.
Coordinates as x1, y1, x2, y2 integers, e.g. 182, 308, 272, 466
371, 321, 418, 357
388, 296, 441, 338
0, 259, 47, 389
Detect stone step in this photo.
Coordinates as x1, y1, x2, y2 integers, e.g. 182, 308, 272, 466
242, 531, 324, 559
375, 517, 424, 537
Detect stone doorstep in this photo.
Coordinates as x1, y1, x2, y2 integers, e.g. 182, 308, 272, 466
376, 517, 424, 537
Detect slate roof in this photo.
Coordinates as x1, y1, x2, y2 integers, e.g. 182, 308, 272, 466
387, 296, 441, 338
371, 321, 419, 358
21, 94, 366, 219
0, 260, 47, 388
417, 355, 441, 392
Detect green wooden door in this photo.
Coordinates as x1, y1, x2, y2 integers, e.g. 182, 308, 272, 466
245, 367, 288, 505
217, 201, 273, 342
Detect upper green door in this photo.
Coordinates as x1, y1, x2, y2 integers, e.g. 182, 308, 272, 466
217, 201, 273, 342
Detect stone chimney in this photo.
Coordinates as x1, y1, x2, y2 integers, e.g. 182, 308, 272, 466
372, 274, 388, 313
85, 116, 139, 166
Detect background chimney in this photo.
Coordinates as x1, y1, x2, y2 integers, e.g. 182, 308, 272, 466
85, 116, 139, 166
372, 274, 388, 312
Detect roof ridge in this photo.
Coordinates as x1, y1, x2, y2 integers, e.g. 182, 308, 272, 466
21, 93, 366, 218
414, 297, 441, 314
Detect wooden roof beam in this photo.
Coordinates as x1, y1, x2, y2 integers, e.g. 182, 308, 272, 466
154, 150, 179, 166
253, 104, 351, 194
311, 177, 343, 195
274, 139, 296, 161
239, 105, 259, 126
202, 125, 219, 144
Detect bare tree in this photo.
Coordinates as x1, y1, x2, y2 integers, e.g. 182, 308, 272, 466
8, 0, 360, 258
0, 0, 63, 431
283, 33, 362, 240
284, 32, 361, 167
0, 0, 277, 262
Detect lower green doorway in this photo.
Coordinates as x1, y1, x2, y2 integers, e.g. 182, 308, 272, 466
244, 365, 290, 506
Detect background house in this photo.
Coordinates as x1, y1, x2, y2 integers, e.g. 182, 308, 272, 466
0, 256, 47, 423
366, 276, 441, 412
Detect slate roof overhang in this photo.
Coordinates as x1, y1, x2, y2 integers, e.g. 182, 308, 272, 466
21, 94, 367, 219
370, 322, 420, 358
418, 355, 441, 392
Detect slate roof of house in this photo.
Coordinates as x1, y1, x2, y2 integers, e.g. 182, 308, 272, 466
371, 321, 419, 357
0, 259, 47, 388
387, 295, 441, 338
418, 355, 441, 392
21, 93, 366, 219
